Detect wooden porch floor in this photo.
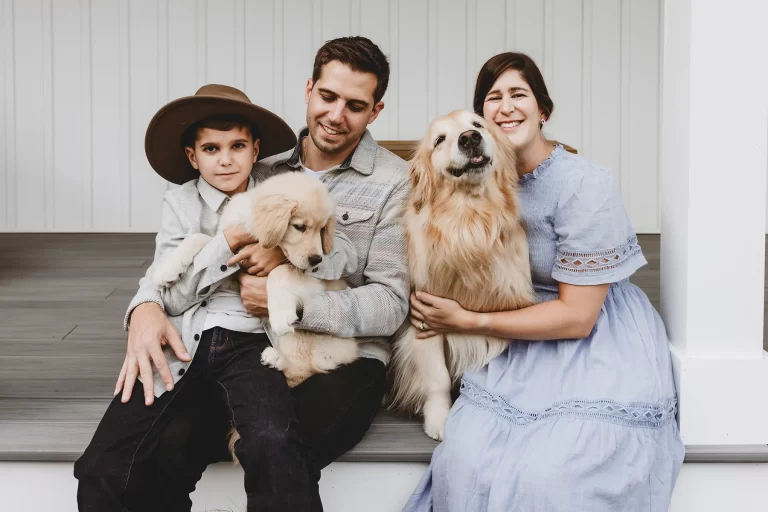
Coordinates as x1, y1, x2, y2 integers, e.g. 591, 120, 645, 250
0, 233, 765, 461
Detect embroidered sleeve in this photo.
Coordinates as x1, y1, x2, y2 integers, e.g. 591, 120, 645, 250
555, 235, 642, 275
551, 167, 646, 285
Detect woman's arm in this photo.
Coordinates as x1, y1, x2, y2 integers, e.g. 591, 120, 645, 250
410, 282, 609, 340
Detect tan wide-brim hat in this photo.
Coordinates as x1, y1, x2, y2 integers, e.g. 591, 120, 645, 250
145, 84, 296, 185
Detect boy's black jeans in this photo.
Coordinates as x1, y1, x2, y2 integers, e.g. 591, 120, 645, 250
74, 327, 387, 512
75, 328, 313, 511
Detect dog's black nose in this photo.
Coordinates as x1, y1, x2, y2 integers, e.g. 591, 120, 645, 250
308, 255, 323, 266
458, 130, 482, 148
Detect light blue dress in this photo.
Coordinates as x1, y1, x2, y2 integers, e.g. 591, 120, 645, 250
403, 146, 684, 511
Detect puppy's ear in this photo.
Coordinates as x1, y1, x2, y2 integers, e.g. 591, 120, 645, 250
409, 144, 435, 213
251, 194, 298, 249
321, 215, 335, 254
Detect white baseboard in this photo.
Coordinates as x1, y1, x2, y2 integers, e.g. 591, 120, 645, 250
1, 461, 766, 511
0, 461, 428, 512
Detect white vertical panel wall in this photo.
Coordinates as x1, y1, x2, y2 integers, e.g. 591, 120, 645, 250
0, 0, 664, 232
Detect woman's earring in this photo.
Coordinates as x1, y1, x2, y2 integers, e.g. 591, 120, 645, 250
540, 117, 547, 126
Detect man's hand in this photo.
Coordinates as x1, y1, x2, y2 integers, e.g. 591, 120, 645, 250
115, 302, 191, 406
228, 243, 286, 276
238, 272, 269, 317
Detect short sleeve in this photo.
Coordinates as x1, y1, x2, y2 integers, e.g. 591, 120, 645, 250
551, 166, 646, 285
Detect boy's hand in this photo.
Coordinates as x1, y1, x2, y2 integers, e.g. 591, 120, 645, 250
238, 272, 269, 317
115, 302, 191, 406
228, 243, 286, 276
223, 225, 257, 252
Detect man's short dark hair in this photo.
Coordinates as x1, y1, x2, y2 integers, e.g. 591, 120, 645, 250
312, 36, 390, 104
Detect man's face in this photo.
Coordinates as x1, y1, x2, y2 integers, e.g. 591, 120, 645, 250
304, 60, 384, 156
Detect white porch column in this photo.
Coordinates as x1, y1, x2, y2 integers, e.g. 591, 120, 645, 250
660, 0, 768, 445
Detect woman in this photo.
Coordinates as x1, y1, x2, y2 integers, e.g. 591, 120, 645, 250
402, 53, 684, 511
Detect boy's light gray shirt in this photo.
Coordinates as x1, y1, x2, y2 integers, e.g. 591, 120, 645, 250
124, 129, 411, 397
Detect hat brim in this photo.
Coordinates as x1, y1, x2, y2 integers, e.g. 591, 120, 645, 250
145, 96, 296, 185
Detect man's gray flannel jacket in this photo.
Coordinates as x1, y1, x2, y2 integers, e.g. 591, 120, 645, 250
124, 128, 411, 397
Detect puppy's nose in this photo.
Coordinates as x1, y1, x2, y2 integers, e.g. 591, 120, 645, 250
308, 255, 323, 266
458, 130, 482, 148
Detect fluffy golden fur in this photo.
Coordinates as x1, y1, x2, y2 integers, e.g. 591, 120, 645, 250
387, 110, 536, 440
153, 172, 359, 463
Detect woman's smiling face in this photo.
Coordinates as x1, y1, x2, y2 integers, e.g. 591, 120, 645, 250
482, 69, 546, 151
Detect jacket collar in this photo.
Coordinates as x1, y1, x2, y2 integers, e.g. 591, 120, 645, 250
281, 127, 377, 176
197, 174, 255, 212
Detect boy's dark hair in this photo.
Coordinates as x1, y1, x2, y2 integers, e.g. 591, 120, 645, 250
181, 114, 261, 149
473, 52, 554, 122
312, 36, 390, 104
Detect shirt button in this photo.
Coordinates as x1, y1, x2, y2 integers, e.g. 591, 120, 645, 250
178, 368, 185, 376
194, 334, 200, 341
342, 212, 349, 221
201, 300, 207, 307
220, 264, 228, 272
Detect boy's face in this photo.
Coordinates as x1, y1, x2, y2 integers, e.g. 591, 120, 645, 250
304, 60, 384, 156
184, 126, 259, 196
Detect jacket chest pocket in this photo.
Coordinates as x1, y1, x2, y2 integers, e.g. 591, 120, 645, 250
336, 204, 375, 232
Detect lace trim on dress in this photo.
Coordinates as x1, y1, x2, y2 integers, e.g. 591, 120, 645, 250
460, 379, 677, 429
555, 235, 641, 274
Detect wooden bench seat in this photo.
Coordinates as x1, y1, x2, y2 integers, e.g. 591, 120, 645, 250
0, 397, 437, 463
0, 232, 439, 463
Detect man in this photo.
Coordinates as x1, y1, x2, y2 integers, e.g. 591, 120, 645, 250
92, 36, 410, 511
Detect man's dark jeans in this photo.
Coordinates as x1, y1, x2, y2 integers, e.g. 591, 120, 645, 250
74, 327, 388, 512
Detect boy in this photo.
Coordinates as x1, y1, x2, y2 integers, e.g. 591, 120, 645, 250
74, 84, 321, 511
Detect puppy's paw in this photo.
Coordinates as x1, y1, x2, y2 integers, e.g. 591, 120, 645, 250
261, 347, 285, 371
422, 399, 451, 441
270, 309, 299, 337
152, 260, 188, 287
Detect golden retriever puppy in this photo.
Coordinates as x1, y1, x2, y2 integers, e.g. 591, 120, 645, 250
388, 110, 536, 440
153, 171, 359, 387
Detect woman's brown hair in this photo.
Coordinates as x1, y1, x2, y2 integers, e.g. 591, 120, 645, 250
473, 52, 554, 122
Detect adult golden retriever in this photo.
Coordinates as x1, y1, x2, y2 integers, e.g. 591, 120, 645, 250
388, 110, 536, 440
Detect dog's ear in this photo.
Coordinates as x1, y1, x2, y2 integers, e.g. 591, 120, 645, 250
321, 215, 335, 254
251, 194, 298, 249
487, 122, 518, 184
409, 144, 436, 213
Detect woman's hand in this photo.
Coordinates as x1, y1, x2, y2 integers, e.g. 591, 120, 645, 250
409, 291, 481, 339
410, 283, 609, 342
228, 243, 286, 276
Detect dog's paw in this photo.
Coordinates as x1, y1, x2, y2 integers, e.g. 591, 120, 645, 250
152, 260, 188, 287
422, 399, 451, 441
423, 417, 446, 441
270, 309, 298, 337
261, 347, 286, 371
